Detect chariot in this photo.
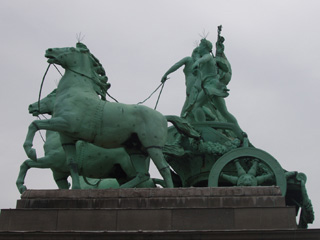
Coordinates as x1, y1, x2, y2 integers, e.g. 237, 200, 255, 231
166, 121, 284, 190
19, 39, 314, 228
164, 121, 313, 228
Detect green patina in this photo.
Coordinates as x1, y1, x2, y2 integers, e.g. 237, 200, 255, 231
20, 26, 314, 228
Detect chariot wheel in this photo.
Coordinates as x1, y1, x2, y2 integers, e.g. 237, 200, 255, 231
208, 147, 287, 196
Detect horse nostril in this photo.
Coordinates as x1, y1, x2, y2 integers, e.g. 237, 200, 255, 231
48, 48, 53, 52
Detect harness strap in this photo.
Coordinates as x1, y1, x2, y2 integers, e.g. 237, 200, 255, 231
90, 100, 105, 143
62, 143, 76, 147
32, 122, 40, 131
140, 173, 150, 177
159, 166, 170, 172
23, 162, 31, 169
68, 162, 79, 174
144, 146, 163, 150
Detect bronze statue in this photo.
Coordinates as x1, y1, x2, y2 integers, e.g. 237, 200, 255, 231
20, 26, 314, 228
23, 45, 175, 189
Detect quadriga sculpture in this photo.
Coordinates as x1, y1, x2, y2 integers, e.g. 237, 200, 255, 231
23, 44, 183, 189
17, 90, 155, 193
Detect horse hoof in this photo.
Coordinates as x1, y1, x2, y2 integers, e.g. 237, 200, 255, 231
19, 185, 27, 194
28, 149, 37, 161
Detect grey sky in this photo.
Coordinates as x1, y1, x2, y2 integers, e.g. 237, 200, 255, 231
1, 0, 320, 228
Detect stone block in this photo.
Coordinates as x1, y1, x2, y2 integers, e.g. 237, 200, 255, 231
118, 197, 148, 208
207, 195, 222, 207
119, 188, 150, 198
20, 187, 283, 199
172, 208, 234, 230
234, 207, 297, 229
57, 209, 117, 230
117, 209, 172, 230
0, 209, 58, 231
1, 229, 320, 239
241, 186, 282, 196
2, 186, 299, 233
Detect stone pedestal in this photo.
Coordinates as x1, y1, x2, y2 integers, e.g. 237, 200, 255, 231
0, 186, 319, 239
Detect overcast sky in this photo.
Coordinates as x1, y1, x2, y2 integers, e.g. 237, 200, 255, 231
1, 0, 320, 228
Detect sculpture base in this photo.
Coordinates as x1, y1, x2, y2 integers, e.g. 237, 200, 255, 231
0, 187, 319, 239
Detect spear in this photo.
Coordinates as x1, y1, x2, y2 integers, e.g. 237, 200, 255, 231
217, 25, 222, 37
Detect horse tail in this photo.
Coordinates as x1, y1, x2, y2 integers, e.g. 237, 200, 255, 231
165, 115, 200, 139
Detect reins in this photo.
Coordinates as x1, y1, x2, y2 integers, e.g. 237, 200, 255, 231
137, 82, 165, 110
38, 64, 52, 113
35, 63, 52, 144
37, 63, 63, 112
154, 82, 165, 110
53, 64, 63, 76
35, 54, 167, 145
106, 92, 119, 103
65, 67, 166, 109
38, 63, 166, 116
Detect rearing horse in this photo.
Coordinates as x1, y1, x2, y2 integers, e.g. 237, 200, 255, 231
17, 89, 148, 193
24, 44, 174, 189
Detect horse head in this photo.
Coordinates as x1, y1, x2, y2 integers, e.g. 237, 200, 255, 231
45, 45, 91, 70
28, 89, 56, 116
45, 44, 109, 99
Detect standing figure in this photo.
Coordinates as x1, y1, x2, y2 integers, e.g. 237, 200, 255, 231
192, 38, 229, 100
190, 35, 242, 133
161, 47, 201, 118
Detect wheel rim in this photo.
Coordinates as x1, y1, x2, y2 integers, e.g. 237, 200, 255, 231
208, 147, 287, 196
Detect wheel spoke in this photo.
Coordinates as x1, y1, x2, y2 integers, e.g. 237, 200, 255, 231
234, 159, 246, 176
220, 173, 238, 184
256, 173, 274, 185
247, 159, 259, 176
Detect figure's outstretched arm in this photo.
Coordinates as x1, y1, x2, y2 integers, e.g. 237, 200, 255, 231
161, 57, 189, 83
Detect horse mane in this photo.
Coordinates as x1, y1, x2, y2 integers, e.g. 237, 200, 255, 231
75, 42, 109, 100
88, 53, 109, 99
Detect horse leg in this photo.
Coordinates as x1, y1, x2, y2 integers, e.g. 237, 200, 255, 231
147, 148, 173, 188
16, 157, 53, 194
120, 153, 150, 188
116, 152, 137, 180
16, 160, 32, 194
23, 117, 81, 190
61, 142, 81, 189
52, 171, 70, 189
23, 118, 69, 160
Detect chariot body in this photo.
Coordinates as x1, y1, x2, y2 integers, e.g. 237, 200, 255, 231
164, 120, 313, 228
